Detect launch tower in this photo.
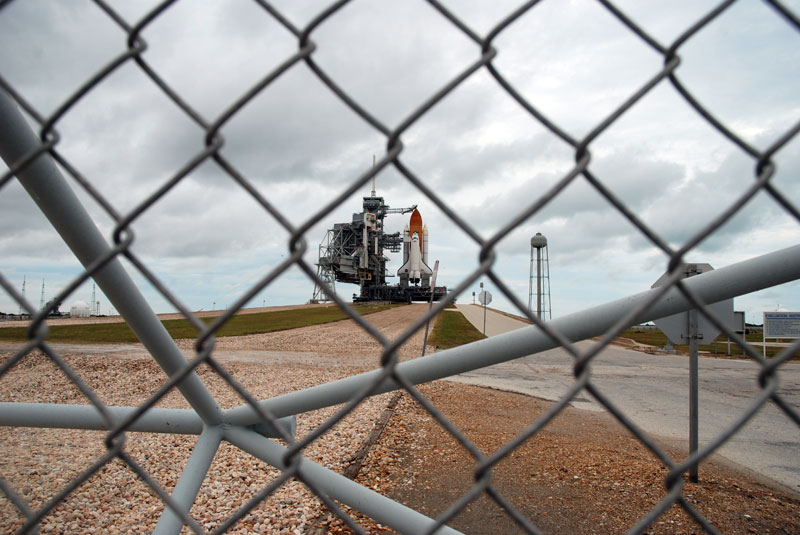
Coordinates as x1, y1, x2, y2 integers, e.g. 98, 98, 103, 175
312, 190, 447, 303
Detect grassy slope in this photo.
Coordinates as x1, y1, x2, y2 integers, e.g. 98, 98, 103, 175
426, 309, 486, 350
0, 304, 399, 344
621, 328, 798, 359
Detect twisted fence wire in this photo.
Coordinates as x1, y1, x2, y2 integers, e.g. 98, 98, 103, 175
0, 0, 799, 533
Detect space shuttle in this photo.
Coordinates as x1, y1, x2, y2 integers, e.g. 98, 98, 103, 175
397, 208, 433, 287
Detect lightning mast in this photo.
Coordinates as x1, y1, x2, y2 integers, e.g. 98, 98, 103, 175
19, 276, 26, 315
371, 154, 377, 197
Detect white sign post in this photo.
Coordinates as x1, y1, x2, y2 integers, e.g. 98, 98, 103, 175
478, 287, 492, 335
763, 311, 800, 357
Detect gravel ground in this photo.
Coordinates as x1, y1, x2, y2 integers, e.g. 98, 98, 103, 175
346, 384, 800, 535
2, 304, 799, 534
187, 304, 428, 360
0, 352, 394, 534
0, 305, 432, 534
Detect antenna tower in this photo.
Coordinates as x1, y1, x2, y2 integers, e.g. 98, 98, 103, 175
91, 282, 96, 316
39, 279, 45, 311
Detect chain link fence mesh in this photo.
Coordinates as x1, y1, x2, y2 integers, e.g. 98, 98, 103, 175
1, 0, 799, 533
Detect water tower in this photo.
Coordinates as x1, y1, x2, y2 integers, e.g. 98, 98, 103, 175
528, 233, 551, 320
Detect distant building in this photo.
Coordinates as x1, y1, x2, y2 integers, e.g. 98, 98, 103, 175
69, 301, 91, 318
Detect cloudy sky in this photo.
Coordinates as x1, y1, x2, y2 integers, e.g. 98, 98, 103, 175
1, 0, 798, 327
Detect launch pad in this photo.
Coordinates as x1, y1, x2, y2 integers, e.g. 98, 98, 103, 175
311, 190, 447, 303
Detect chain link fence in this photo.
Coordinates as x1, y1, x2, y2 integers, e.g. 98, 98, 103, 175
1, 0, 799, 533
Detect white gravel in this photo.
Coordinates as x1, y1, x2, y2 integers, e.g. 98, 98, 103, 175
0, 305, 435, 534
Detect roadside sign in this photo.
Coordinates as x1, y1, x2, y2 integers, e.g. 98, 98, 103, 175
651, 263, 734, 345
763, 311, 800, 358
763, 311, 800, 338
478, 290, 492, 306
652, 262, 734, 483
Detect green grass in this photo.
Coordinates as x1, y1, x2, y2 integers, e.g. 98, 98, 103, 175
620, 328, 799, 359
426, 310, 486, 350
0, 304, 400, 344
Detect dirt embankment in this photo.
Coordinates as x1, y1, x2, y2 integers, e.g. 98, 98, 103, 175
188, 304, 433, 360
350, 383, 800, 534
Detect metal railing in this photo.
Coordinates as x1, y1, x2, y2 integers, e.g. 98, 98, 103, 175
1, 1, 799, 534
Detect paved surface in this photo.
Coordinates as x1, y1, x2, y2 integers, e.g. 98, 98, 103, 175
452, 304, 800, 494
456, 303, 532, 337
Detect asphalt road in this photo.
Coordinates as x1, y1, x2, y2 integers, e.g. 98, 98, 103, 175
452, 304, 800, 494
